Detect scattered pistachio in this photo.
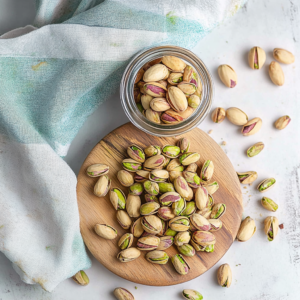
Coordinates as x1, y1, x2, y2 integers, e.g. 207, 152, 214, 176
248, 46, 266, 69
94, 224, 117, 240
72, 270, 89, 286
275, 115, 291, 130
273, 48, 295, 64
226, 107, 248, 126
86, 163, 109, 177
269, 61, 284, 86
241, 117, 262, 136
261, 197, 278, 212
237, 216, 256, 242
264, 216, 279, 241
218, 64, 237, 88
211, 107, 226, 123
217, 264, 232, 288
257, 178, 276, 193
247, 142, 264, 157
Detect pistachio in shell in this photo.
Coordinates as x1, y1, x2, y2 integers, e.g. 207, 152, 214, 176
171, 254, 190, 275
177, 244, 195, 257
218, 64, 237, 88
208, 219, 223, 231
190, 239, 214, 252
226, 107, 248, 126
166, 158, 183, 172
261, 197, 278, 212
197, 206, 212, 219
117, 170, 134, 187
94, 224, 117, 240
183, 65, 194, 82
137, 235, 160, 251
248, 46, 266, 69
169, 216, 190, 232
174, 176, 190, 198
144, 145, 161, 157
202, 181, 219, 195
162, 56, 186, 71
116, 210, 132, 230
179, 152, 200, 166
157, 219, 168, 236
185, 163, 198, 173
72, 270, 89, 286
183, 171, 201, 188
187, 94, 201, 109
172, 197, 186, 216
127, 145, 145, 163
162, 145, 181, 158
144, 82, 167, 97
144, 108, 161, 124
237, 171, 258, 184
157, 236, 174, 250
140, 202, 160, 216
150, 97, 170, 112
134, 170, 150, 183
158, 182, 175, 194
144, 180, 159, 196
129, 183, 144, 196
149, 169, 169, 182
131, 217, 144, 238
257, 178, 276, 193
236, 216, 256, 242
167, 86, 188, 112
269, 61, 284, 86
126, 194, 141, 218
94, 175, 111, 197
275, 115, 291, 130
190, 214, 211, 231
273, 48, 295, 64
159, 192, 181, 206
122, 158, 142, 172
157, 206, 176, 221
146, 250, 169, 264
109, 188, 126, 210
210, 203, 226, 219
181, 201, 196, 217
211, 107, 226, 123
182, 289, 203, 300
192, 231, 216, 246
141, 94, 153, 110
118, 233, 133, 250
117, 247, 141, 262
143, 155, 165, 171
164, 228, 177, 237
200, 160, 214, 181
264, 216, 279, 241
141, 215, 162, 235
169, 171, 183, 183
143, 63, 169, 82
217, 263, 232, 288
168, 72, 183, 85
135, 67, 145, 83
195, 186, 209, 210
86, 163, 109, 177
144, 194, 160, 204
114, 288, 135, 300
174, 231, 191, 246
241, 117, 262, 136
177, 81, 197, 96
247, 142, 264, 157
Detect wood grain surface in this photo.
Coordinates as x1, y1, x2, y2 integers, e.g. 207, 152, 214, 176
76, 122, 243, 286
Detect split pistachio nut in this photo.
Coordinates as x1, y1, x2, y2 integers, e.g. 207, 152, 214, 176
248, 46, 266, 69
157, 236, 174, 250
208, 219, 223, 231
257, 178, 276, 193
177, 81, 197, 96
144, 109, 161, 124
144, 194, 159, 204
177, 244, 195, 257
192, 231, 216, 246
118, 233, 133, 250
137, 236, 160, 250
141, 215, 162, 234
247, 142, 264, 157
144, 82, 167, 97
149, 169, 169, 182
226, 107, 248, 126
218, 64, 237, 88
202, 181, 219, 195
185, 163, 197, 173
126, 194, 141, 218
182, 289, 203, 300
146, 250, 169, 264
241, 117, 262, 136
237, 216, 256, 242
122, 159, 142, 172
162, 56, 186, 72
183, 171, 201, 188
144, 145, 161, 157
273, 48, 295, 64
269, 61, 284, 86
94, 175, 111, 197
162, 145, 181, 158
117, 170, 134, 187
143, 64, 169, 82
172, 197, 186, 216
187, 95, 201, 109
171, 254, 190, 275
94, 224, 117, 240
109, 188, 126, 210
140, 202, 160, 216
131, 217, 144, 238
113, 287, 135, 300
117, 247, 141, 263
210, 203, 226, 219
264, 216, 279, 241
158, 206, 176, 221
174, 231, 191, 246
217, 263, 232, 288
166, 158, 183, 172
197, 206, 212, 219
158, 182, 175, 194
134, 170, 150, 183
275, 115, 291, 130
167, 86, 188, 112
169, 216, 190, 232
128, 183, 144, 196
181, 201, 196, 217
211, 107, 226, 123
86, 163, 109, 177
116, 210, 132, 230
143, 155, 165, 171
168, 72, 183, 85
72, 270, 89, 286
237, 171, 258, 184
201, 160, 214, 181
190, 214, 211, 231
261, 197, 278, 212
164, 228, 177, 237
141, 94, 153, 110
179, 152, 200, 166
195, 186, 209, 210
174, 176, 190, 198
127, 145, 145, 163
159, 192, 181, 206
143, 180, 159, 196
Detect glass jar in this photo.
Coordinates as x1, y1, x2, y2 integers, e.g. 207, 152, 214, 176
120, 45, 213, 137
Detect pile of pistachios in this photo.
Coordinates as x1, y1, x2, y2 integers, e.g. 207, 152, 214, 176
134, 56, 201, 124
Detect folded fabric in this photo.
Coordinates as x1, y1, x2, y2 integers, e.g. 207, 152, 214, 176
0, 0, 246, 292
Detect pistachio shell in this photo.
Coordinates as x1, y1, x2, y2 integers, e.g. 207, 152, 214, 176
195, 186, 209, 210
183, 171, 201, 188
248, 46, 266, 69
122, 158, 142, 172
161, 107, 194, 124
257, 178, 276, 193
197, 207, 212, 219
217, 264, 232, 288
247, 142, 264, 157
171, 254, 190, 275
157, 236, 174, 250
182, 289, 203, 300
210, 203, 226, 219
179, 152, 200, 166
140, 202, 160, 216
86, 163, 109, 177
218, 64, 237, 88
190, 214, 211, 231
114, 288, 135, 300
181, 201, 196, 217
177, 244, 195, 257
118, 233, 133, 250
200, 160, 214, 181
264, 216, 279, 241
168, 72, 183, 85
94, 175, 111, 197
237, 171, 258, 184
169, 171, 183, 183
261, 197, 278, 212
192, 231, 216, 246
94, 224, 117, 240
202, 181, 219, 195
146, 250, 169, 264
269, 61, 284, 86
172, 197, 186, 216
159, 192, 181, 206
117, 170, 134, 187
72, 270, 89, 286
144, 145, 161, 157
226, 107, 248, 126
157, 219, 168, 236
126, 194, 141, 218
162, 145, 181, 158
141, 215, 162, 234
143, 180, 159, 195
149, 169, 169, 182
185, 186, 194, 201
131, 217, 144, 238
137, 236, 160, 250
162, 56, 186, 71
144, 155, 165, 171
174, 231, 191, 246
211, 107, 226, 123
273, 48, 295, 64
169, 216, 190, 232
187, 95, 201, 108
237, 216, 256, 242
143, 64, 169, 82
275, 115, 291, 130
127, 145, 145, 163
174, 176, 190, 198
109, 188, 126, 210
167, 86, 188, 112
134, 170, 150, 183
116, 210, 132, 230
241, 117, 262, 136
177, 138, 190, 153
117, 248, 141, 262
208, 219, 223, 231
190, 240, 214, 252
166, 158, 182, 171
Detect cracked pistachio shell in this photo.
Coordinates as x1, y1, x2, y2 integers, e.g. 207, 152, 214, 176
192, 231, 216, 246
129, 183, 144, 196
143, 64, 169, 82
275, 115, 291, 130
144, 145, 161, 157
195, 186, 209, 210
157, 236, 174, 250
169, 216, 190, 232
183, 171, 201, 188
109, 188, 126, 210
157, 219, 168, 236
174, 176, 190, 198
141, 215, 162, 234
157, 206, 176, 221
127, 145, 145, 163
269, 61, 284, 86
144, 108, 161, 124
94, 224, 117, 240
226, 107, 248, 126
116, 210, 132, 230
122, 158, 142, 172
166, 158, 183, 171
126, 194, 141, 218
247, 142, 264, 157
150, 97, 170, 112
237, 216, 256, 242
144, 82, 167, 97
137, 235, 160, 250
143, 180, 159, 196
172, 197, 186, 216
158, 182, 175, 194
218, 64, 237, 88
241, 117, 262, 136
114, 288, 135, 300
257, 178, 276, 193
117, 248, 141, 263
168, 72, 183, 85
177, 244, 195, 257
182, 289, 203, 300
211, 107, 226, 123
208, 219, 223, 231
248, 46, 266, 69
174, 231, 191, 246
217, 264, 232, 288
146, 250, 169, 264
162, 56, 186, 71
169, 171, 183, 183
72, 270, 89, 286
210, 203, 226, 219
141, 94, 153, 110
181, 201, 196, 217
159, 192, 181, 206
164, 228, 177, 237
190, 214, 211, 231
131, 217, 144, 238
183, 65, 194, 82
177, 138, 190, 154
201, 160, 214, 181
179, 152, 200, 166
118, 233, 133, 250
167, 86, 188, 112
197, 207, 212, 219
237, 171, 258, 184
86, 163, 109, 177
171, 254, 190, 275
177, 81, 197, 96
273, 48, 295, 64
264, 216, 279, 241
261, 197, 278, 212
117, 170, 134, 187
94, 175, 111, 197
162, 145, 181, 158
187, 94, 201, 109
140, 202, 160, 216
149, 169, 169, 182
202, 181, 219, 195
134, 170, 150, 183
144, 155, 165, 171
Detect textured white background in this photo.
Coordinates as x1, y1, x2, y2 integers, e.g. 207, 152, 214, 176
0, 0, 299, 299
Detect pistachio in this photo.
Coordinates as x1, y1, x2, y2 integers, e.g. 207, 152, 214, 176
144, 145, 161, 157
144, 194, 159, 204
122, 159, 142, 172
140, 202, 160, 216
183, 171, 201, 188
157, 206, 176, 221
129, 183, 144, 196
162, 157, 170, 168
144, 155, 165, 171
237, 171, 258, 184
275, 115, 291, 130
164, 228, 177, 237
226, 107, 248, 126
182, 289, 203, 300
248, 46, 266, 69
200, 160, 214, 181
237, 216, 256, 242
117, 170, 134, 187
146, 250, 169, 264
187, 95, 201, 109
131, 217, 144, 238
141, 215, 162, 234
94, 224, 117, 240
217, 264, 232, 288
118, 233, 133, 250
190, 214, 211, 231
167, 86, 188, 112
134, 86, 141, 102
169, 171, 183, 183
195, 186, 209, 210
177, 244, 195, 257
177, 81, 197, 96
169, 216, 190, 232
168, 72, 183, 85
192, 231, 216, 246
269, 61, 284, 86
117, 248, 141, 262
181, 201, 196, 217
141, 94, 153, 110
166, 158, 183, 172
189, 221, 197, 232
127, 145, 145, 163
211, 107, 226, 123
143, 64, 169, 82
257, 178, 276, 193
241, 117, 262, 136
171, 254, 190, 275
190, 240, 214, 252
150, 98, 170, 112
184, 164, 197, 173
94, 175, 111, 197
72, 270, 89, 286
210, 203, 226, 219
137, 236, 160, 250
218, 64, 237, 88
136, 102, 143, 113
143, 180, 159, 195
159, 192, 181, 206
158, 182, 175, 194
157, 236, 174, 250
182, 65, 193, 82
197, 207, 212, 219
162, 145, 181, 158
264, 216, 279, 241
172, 197, 186, 216
149, 169, 169, 182
134, 170, 150, 183
144, 82, 167, 97
126, 194, 141, 218
208, 219, 223, 231
247, 142, 264, 157
114, 288, 135, 300
202, 181, 219, 195
116, 210, 132, 230
273, 48, 295, 64
161, 107, 194, 124
135, 67, 145, 83
174, 176, 190, 198
158, 219, 168, 236
176, 138, 190, 154
86, 163, 109, 177
174, 231, 191, 246
179, 152, 200, 166
261, 197, 278, 212
162, 56, 186, 71
144, 108, 161, 124
109, 188, 126, 210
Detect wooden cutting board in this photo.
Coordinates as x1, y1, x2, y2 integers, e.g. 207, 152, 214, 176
77, 122, 243, 286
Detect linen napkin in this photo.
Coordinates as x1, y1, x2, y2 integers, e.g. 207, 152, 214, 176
0, 0, 246, 292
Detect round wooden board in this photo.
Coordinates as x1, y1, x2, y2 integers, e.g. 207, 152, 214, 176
77, 122, 243, 286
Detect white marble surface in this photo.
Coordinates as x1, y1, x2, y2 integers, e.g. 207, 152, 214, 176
1, 0, 300, 299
